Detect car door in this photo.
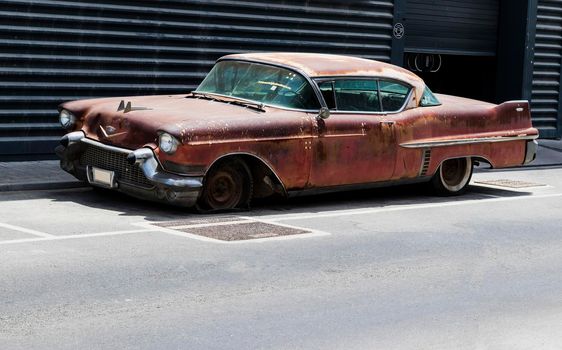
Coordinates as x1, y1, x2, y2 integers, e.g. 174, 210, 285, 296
307, 78, 404, 188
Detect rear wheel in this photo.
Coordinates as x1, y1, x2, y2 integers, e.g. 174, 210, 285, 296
431, 157, 473, 195
198, 159, 252, 211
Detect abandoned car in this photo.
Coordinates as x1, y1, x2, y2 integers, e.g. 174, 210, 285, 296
56, 53, 538, 210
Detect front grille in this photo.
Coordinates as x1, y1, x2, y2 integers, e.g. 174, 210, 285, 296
80, 143, 154, 189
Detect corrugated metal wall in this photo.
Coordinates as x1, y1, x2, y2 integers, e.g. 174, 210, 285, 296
530, 0, 562, 138
0, 0, 395, 159
404, 0, 499, 56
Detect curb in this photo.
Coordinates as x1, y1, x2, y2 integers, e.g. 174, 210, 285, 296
0, 181, 88, 192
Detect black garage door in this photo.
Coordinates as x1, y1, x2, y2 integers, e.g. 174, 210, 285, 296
0, 0, 395, 159
404, 0, 499, 56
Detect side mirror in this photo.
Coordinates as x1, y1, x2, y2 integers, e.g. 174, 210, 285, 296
318, 107, 330, 120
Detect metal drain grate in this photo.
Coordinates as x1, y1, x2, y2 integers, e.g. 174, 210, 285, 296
152, 217, 311, 241
152, 216, 242, 228
181, 222, 309, 241
474, 179, 546, 188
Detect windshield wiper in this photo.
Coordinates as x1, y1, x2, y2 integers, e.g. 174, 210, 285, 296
188, 92, 265, 112
226, 99, 265, 112
189, 91, 220, 102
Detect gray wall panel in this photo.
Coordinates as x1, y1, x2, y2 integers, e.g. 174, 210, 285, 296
0, 0, 394, 158
530, 0, 562, 137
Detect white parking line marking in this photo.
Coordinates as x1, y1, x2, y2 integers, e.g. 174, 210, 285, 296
473, 183, 552, 192
0, 222, 54, 238
0, 228, 153, 246
133, 222, 226, 243
254, 192, 562, 222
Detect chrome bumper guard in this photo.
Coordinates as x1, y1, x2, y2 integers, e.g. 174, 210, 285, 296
127, 147, 204, 189
524, 139, 538, 165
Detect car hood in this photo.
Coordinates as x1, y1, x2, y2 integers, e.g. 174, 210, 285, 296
61, 94, 277, 150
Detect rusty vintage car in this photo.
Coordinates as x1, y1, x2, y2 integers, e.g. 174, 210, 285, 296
56, 53, 538, 210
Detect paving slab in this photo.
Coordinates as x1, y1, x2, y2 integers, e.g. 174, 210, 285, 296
0, 160, 85, 192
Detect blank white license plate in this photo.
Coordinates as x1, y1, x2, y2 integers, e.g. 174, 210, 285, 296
91, 167, 115, 187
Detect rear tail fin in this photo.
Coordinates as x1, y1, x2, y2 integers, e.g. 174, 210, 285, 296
495, 100, 534, 130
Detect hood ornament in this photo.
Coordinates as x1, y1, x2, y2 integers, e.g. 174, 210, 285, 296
99, 125, 127, 139
105, 125, 117, 134
117, 100, 152, 113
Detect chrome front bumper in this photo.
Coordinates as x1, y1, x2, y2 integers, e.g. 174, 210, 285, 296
56, 131, 203, 207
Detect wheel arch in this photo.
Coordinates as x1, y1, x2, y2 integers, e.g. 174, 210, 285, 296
205, 152, 287, 198
429, 154, 493, 177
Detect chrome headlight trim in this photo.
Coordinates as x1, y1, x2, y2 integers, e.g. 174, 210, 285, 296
59, 109, 76, 130
159, 132, 179, 155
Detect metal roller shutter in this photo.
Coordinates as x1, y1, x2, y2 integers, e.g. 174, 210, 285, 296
530, 0, 562, 138
0, 0, 395, 159
404, 0, 499, 56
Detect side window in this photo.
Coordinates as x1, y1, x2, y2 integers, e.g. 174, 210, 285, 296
379, 80, 410, 112
333, 80, 381, 112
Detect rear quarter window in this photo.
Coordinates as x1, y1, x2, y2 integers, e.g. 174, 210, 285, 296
379, 80, 410, 112
420, 86, 441, 107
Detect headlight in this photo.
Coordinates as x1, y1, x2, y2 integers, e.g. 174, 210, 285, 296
59, 110, 76, 129
159, 132, 178, 154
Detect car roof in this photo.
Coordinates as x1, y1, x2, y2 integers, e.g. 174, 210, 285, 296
220, 52, 426, 107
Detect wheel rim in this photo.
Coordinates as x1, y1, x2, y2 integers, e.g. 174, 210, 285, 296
205, 168, 243, 210
439, 157, 472, 192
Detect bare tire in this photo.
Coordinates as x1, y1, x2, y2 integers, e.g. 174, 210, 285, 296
199, 159, 252, 211
431, 157, 473, 195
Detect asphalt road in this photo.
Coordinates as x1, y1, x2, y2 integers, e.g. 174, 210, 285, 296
1, 166, 562, 349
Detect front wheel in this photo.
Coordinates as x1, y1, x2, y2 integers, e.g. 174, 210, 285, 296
431, 157, 473, 195
198, 159, 253, 211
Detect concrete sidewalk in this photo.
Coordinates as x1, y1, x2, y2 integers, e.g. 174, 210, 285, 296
0, 160, 86, 192
0, 139, 561, 192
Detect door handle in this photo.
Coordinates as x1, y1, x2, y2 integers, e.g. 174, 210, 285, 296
380, 120, 395, 126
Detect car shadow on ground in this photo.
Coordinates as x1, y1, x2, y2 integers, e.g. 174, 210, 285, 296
3, 181, 532, 223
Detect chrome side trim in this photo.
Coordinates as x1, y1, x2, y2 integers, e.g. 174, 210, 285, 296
400, 135, 539, 149
187, 134, 312, 146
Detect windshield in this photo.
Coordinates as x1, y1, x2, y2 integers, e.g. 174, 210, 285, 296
196, 61, 320, 110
